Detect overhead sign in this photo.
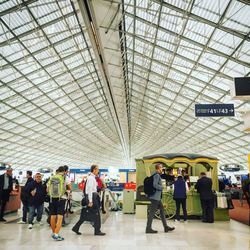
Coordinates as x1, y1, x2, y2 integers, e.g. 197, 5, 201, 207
195, 104, 235, 117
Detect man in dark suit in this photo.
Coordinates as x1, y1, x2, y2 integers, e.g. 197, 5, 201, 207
18, 171, 33, 224
195, 172, 214, 223
0, 167, 13, 222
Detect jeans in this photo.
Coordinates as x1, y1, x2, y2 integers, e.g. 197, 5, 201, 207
175, 198, 187, 221
146, 199, 167, 230
28, 204, 44, 224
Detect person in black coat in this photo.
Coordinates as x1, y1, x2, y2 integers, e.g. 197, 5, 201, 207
195, 172, 214, 223
0, 167, 13, 222
18, 171, 33, 224
173, 175, 188, 222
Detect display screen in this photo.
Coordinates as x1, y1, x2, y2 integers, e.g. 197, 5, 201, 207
235, 77, 250, 96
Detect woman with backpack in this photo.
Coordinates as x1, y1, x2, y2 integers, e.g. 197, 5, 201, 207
173, 175, 189, 222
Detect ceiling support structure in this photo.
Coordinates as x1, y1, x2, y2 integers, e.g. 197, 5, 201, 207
73, 0, 130, 166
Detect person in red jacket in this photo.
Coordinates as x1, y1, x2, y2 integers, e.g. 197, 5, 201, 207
96, 174, 106, 214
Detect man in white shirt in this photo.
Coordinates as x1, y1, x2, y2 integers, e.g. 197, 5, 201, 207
72, 165, 105, 236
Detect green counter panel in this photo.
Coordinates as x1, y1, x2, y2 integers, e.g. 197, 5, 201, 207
214, 208, 230, 221
135, 190, 229, 221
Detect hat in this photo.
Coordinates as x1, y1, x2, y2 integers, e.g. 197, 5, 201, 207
6, 166, 13, 171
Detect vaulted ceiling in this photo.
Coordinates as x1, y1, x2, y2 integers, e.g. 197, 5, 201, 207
1, 0, 250, 170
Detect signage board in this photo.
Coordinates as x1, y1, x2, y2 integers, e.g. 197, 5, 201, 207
195, 104, 234, 117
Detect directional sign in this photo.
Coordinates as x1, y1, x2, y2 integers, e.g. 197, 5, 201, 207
195, 104, 235, 117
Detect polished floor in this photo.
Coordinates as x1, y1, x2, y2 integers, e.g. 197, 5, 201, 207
0, 212, 249, 250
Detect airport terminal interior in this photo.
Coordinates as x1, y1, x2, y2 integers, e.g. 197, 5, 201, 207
0, 0, 250, 249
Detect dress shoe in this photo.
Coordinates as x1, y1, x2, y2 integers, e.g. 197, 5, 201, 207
164, 226, 175, 232
145, 228, 158, 234
72, 228, 81, 235
94, 231, 106, 236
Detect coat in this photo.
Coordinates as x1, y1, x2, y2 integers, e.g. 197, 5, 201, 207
148, 172, 162, 201
173, 179, 187, 199
25, 181, 46, 207
21, 177, 34, 203
195, 176, 213, 200
0, 174, 13, 201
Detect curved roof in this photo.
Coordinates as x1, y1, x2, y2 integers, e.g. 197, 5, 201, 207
143, 153, 218, 161
0, 0, 250, 170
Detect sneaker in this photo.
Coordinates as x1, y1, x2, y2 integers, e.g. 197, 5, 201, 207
53, 235, 64, 241
174, 220, 180, 223
0, 218, 6, 222
184, 220, 188, 224
17, 220, 26, 224
38, 221, 43, 226
28, 224, 33, 229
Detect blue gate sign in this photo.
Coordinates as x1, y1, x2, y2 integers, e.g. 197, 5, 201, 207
195, 104, 235, 117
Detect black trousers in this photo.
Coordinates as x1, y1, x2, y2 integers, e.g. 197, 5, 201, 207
21, 202, 28, 222
146, 199, 167, 230
175, 198, 187, 221
72, 207, 101, 234
0, 191, 10, 219
101, 191, 106, 213
200, 199, 214, 223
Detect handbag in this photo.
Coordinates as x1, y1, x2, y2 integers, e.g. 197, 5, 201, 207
81, 195, 89, 207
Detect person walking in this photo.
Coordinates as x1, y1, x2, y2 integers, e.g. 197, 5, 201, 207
173, 175, 188, 222
72, 165, 105, 236
195, 172, 214, 223
18, 171, 33, 224
0, 166, 13, 222
48, 166, 71, 241
145, 163, 175, 233
25, 173, 46, 229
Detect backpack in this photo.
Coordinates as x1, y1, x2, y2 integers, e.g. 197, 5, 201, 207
48, 174, 66, 199
144, 173, 157, 196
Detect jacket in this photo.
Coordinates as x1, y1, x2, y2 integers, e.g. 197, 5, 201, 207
21, 177, 34, 203
195, 176, 213, 200
148, 172, 162, 201
25, 180, 46, 207
173, 179, 187, 199
0, 174, 13, 201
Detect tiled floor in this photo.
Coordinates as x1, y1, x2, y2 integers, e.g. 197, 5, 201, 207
0, 212, 249, 250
